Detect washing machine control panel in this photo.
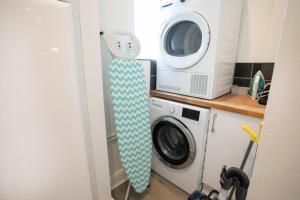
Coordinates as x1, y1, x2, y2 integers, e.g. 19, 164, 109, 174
150, 97, 204, 123
182, 107, 200, 121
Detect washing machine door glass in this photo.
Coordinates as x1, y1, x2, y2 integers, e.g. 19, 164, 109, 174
160, 11, 210, 69
152, 116, 196, 169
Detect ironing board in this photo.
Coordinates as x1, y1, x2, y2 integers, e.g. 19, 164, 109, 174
109, 58, 152, 194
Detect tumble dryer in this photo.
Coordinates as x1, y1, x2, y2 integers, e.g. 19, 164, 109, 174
157, 0, 243, 99
149, 97, 210, 194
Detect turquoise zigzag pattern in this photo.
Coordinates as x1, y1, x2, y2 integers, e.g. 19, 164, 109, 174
109, 58, 152, 193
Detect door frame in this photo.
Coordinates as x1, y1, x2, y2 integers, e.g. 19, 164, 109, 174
72, 0, 112, 200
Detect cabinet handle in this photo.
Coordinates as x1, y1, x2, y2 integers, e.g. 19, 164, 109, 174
211, 113, 217, 132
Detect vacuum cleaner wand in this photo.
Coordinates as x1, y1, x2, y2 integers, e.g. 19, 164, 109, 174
188, 124, 260, 200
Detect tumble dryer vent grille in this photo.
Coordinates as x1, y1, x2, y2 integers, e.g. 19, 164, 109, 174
190, 74, 208, 96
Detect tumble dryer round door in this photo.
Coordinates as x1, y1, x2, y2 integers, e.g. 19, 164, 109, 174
152, 116, 196, 169
159, 11, 210, 69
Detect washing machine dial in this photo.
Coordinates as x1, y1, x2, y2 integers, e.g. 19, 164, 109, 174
169, 106, 175, 114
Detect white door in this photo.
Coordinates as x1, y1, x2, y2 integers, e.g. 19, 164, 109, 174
0, 1, 101, 199
160, 11, 210, 69
203, 109, 261, 190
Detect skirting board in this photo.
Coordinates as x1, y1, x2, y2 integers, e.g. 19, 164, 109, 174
110, 168, 128, 190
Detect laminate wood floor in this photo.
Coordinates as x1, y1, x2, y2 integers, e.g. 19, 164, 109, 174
112, 171, 189, 200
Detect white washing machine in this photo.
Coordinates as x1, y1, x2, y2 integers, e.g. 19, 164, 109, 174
157, 0, 243, 99
149, 97, 210, 194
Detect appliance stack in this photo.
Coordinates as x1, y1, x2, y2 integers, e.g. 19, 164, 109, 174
149, 0, 243, 194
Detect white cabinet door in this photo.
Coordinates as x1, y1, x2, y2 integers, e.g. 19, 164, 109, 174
202, 109, 261, 190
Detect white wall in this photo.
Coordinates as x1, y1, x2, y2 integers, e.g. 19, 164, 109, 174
0, 0, 93, 199
135, 1, 161, 59
237, 0, 287, 62
99, 0, 134, 33
248, 0, 300, 199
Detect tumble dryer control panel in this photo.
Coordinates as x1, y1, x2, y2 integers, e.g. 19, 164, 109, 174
160, 0, 174, 8
160, 0, 188, 8
160, 0, 212, 6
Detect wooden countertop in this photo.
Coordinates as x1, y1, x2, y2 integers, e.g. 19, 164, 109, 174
150, 90, 266, 118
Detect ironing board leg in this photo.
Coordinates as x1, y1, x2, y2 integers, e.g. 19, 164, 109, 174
125, 182, 131, 200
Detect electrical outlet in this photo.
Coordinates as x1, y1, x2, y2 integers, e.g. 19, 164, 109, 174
107, 31, 140, 58
116, 41, 121, 49
127, 42, 132, 50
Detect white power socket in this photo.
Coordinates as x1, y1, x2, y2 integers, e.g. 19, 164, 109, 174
106, 31, 141, 58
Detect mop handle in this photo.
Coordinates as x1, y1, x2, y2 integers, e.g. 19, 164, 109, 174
242, 124, 259, 144
239, 124, 260, 170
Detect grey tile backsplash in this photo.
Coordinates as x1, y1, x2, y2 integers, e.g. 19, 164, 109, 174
233, 63, 274, 87
150, 60, 157, 90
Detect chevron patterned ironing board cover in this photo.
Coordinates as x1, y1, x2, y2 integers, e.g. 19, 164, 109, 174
109, 58, 152, 193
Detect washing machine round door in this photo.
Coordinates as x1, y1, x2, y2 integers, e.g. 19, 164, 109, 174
159, 11, 210, 69
152, 116, 196, 169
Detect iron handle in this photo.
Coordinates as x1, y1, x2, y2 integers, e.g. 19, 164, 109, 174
211, 113, 217, 133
